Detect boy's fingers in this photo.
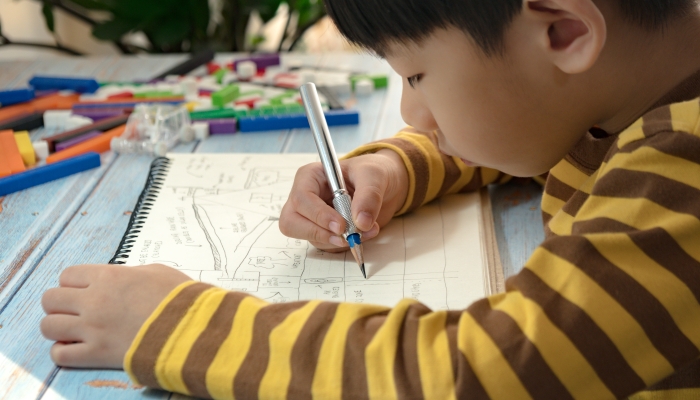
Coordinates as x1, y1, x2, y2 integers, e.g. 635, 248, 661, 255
42, 287, 83, 315
41, 314, 84, 342
349, 171, 387, 231
279, 211, 345, 250
285, 191, 346, 235
58, 265, 96, 288
50, 342, 115, 368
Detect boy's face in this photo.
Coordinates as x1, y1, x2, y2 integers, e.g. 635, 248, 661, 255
385, 27, 590, 177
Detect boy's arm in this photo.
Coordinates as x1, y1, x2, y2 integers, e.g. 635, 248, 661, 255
125, 128, 700, 399
344, 127, 513, 215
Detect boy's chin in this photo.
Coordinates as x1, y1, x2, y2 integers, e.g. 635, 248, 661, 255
459, 158, 478, 167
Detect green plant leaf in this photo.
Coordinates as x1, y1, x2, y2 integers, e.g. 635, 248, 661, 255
41, 2, 55, 32
92, 18, 140, 40
66, 0, 114, 11
146, 16, 190, 47
294, 0, 325, 28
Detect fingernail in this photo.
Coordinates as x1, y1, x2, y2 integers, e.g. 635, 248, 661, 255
329, 221, 341, 234
329, 236, 345, 247
356, 212, 372, 230
364, 223, 380, 239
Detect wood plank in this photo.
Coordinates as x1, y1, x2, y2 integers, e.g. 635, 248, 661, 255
489, 180, 544, 279
0, 153, 171, 399
0, 56, 189, 399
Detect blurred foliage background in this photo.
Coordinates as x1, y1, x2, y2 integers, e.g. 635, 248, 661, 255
31, 0, 326, 54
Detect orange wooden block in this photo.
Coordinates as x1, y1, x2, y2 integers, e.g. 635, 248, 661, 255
0, 130, 26, 174
46, 124, 126, 164
0, 93, 80, 123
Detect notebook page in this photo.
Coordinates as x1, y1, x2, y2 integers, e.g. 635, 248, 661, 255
120, 153, 486, 310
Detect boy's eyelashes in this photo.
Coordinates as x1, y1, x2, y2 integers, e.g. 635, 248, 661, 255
407, 74, 422, 88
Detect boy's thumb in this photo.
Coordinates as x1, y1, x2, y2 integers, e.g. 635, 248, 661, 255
350, 181, 385, 232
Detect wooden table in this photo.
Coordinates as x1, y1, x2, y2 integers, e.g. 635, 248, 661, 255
0, 53, 543, 399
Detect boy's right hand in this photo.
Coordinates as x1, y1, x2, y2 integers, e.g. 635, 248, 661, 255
280, 149, 409, 252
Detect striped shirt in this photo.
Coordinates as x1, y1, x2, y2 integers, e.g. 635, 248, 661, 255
124, 92, 700, 398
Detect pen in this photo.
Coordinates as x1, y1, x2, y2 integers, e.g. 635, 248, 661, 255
299, 82, 366, 279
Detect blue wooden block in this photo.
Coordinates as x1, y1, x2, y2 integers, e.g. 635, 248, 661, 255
29, 75, 100, 94
0, 152, 101, 196
0, 88, 35, 107
238, 109, 360, 132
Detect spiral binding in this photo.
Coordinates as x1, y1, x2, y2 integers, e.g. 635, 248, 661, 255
109, 157, 172, 264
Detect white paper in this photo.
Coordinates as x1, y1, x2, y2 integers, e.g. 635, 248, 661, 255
121, 153, 486, 310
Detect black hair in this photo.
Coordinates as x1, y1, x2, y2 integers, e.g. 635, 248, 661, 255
324, 0, 698, 57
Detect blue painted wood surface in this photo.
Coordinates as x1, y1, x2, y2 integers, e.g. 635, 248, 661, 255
0, 53, 545, 399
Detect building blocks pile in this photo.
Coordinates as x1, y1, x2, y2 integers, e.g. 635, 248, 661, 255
0, 52, 389, 196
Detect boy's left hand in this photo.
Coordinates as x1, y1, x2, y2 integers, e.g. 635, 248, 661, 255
40, 264, 192, 369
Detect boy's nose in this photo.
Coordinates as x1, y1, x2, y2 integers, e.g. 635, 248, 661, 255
400, 82, 439, 133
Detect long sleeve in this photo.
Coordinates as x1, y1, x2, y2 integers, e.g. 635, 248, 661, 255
343, 127, 512, 214
124, 101, 700, 399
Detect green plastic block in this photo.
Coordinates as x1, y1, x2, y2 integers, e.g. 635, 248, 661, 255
213, 68, 227, 84
134, 90, 173, 99
249, 109, 263, 117
237, 90, 265, 98
285, 104, 305, 115
189, 108, 239, 120
233, 109, 250, 118
212, 85, 240, 107
350, 74, 388, 89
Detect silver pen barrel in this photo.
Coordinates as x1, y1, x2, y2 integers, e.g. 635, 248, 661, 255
300, 83, 346, 194
300, 82, 367, 278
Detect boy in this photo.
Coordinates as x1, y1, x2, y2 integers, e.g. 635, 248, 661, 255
40, 0, 700, 398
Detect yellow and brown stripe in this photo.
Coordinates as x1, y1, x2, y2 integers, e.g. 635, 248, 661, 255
124, 97, 700, 398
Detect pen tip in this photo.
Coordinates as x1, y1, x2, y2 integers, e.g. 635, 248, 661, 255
361, 264, 366, 279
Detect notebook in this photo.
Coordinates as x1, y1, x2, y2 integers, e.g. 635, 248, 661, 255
111, 153, 503, 310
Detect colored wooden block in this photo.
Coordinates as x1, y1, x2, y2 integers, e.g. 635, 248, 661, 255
211, 85, 240, 107
0, 88, 34, 107
238, 109, 359, 132
350, 74, 388, 89
233, 53, 281, 71
189, 108, 239, 120
0, 111, 44, 131
43, 114, 129, 152
133, 91, 173, 99
0, 130, 26, 173
46, 125, 125, 164
55, 130, 102, 152
13, 131, 36, 166
29, 75, 100, 93
201, 119, 238, 134
0, 152, 100, 196
213, 69, 227, 84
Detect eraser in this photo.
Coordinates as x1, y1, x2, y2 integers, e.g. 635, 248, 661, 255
192, 122, 209, 140
65, 115, 94, 130
33, 140, 49, 160
236, 61, 257, 79
355, 79, 375, 96
43, 110, 72, 129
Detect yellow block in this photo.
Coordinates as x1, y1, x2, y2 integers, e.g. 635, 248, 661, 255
13, 131, 36, 166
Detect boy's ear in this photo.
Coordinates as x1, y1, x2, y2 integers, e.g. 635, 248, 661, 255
525, 0, 606, 74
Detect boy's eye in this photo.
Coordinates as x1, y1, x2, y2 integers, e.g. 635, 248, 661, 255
407, 74, 422, 88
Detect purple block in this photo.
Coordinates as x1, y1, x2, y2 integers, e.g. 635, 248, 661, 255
203, 118, 238, 134
71, 109, 126, 121
233, 54, 280, 71
55, 130, 102, 151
